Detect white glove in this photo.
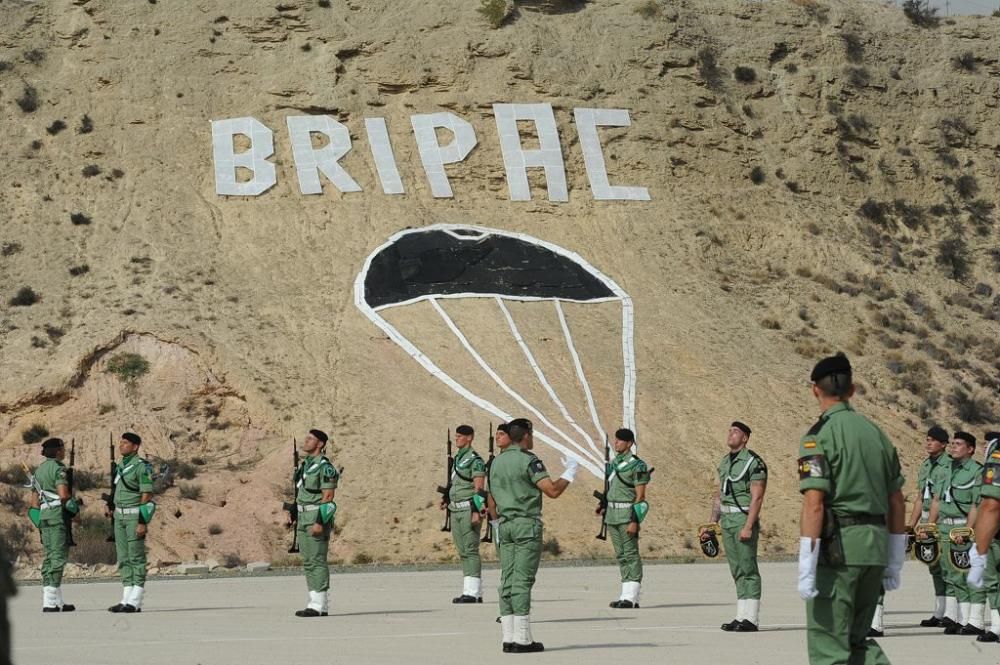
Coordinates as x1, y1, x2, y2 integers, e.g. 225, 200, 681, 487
883, 533, 907, 591
968, 547, 988, 589
798, 537, 820, 600
490, 520, 500, 545
559, 456, 579, 482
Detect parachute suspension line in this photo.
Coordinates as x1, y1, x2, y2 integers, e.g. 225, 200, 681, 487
554, 300, 607, 444
620, 296, 637, 443
496, 297, 602, 458
429, 297, 600, 466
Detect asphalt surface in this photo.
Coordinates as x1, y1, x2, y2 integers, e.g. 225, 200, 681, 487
10, 560, 998, 664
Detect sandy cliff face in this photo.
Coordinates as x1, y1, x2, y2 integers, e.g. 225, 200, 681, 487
1, 0, 998, 572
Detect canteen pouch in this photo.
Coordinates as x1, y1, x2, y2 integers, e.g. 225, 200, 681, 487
819, 507, 845, 567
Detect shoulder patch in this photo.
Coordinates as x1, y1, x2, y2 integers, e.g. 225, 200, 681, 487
323, 464, 336, 478
984, 462, 1000, 486
799, 454, 829, 480
528, 457, 547, 474
635, 460, 648, 473
806, 416, 828, 437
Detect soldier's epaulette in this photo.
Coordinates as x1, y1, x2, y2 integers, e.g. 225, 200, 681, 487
806, 415, 828, 437
748, 449, 767, 473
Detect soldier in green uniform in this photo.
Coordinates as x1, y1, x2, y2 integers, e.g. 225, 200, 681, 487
106, 432, 155, 613
706, 421, 766, 631
968, 431, 1000, 644
599, 428, 650, 609
489, 418, 578, 653
486, 423, 511, 554
871, 425, 951, 637
928, 431, 985, 635
28, 438, 79, 612
284, 428, 339, 617
796, 354, 907, 665
441, 424, 488, 603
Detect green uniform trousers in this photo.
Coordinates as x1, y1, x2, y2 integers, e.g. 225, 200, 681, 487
940, 536, 985, 603
450, 508, 482, 577
498, 517, 542, 616
608, 523, 642, 583
114, 514, 147, 587
806, 564, 890, 665
298, 519, 331, 592
987, 541, 1000, 610
40, 520, 68, 587
721, 513, 761, 599
927, 559, 946, 596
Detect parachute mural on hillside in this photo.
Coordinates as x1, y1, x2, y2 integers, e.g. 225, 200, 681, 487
354, 225, 635, 478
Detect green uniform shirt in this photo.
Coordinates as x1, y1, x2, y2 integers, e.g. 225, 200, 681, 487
34, 459, 68, 524
936, 456, 982, 520
915, 453, 947, 513
982, 439, 1000, 501
295, 455, 339, 505
717, 447, 767, 512
489, 446, 549, 522
449, 446, 486, 504
798, 401, 905, 566
605, 452, 650, 525
113, 453, 154, 508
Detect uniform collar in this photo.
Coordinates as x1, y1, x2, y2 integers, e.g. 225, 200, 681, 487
821, 401, 853, 418
499, 446, 519, 456
614, 450, 633, 463
122, 452, 139, 464
728, 446, 748, 462
952, 456, 974, 470
456, 446, 474, 459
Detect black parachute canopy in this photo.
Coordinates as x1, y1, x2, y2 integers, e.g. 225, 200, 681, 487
363, 228, 615, 309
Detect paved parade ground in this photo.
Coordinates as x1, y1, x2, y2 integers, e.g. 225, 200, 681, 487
10, 560, 997, 665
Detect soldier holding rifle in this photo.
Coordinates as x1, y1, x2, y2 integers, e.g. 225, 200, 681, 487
437, 425, 487, 603
25, 437, 80, 612
283, 429, 340, 617
595, 429, 651, 609
105, 432, 155, 613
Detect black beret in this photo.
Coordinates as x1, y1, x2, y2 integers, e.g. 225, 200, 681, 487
927, 426, 949, 444
810, 353, 852, 382
456, 425, 474, 436
496, 423, 510, 434
121, 432, 142, 446
954, 431, 977, 446
41, 437, 65, 451
508, 418, 533, 432
986, 431, 1000, 443
731, 421, 752, 436
309, 429, 328, 444
615, 428, 636, 443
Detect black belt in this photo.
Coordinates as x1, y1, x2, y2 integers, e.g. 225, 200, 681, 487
837, 514, 885, 528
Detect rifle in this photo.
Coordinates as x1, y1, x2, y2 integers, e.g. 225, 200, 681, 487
64, 438, 78, 547
436, 429, 454, 532
100, 433, 116, 542
281, 438, 300, 554
592, 435, 610, 541
481, 423, 495, 543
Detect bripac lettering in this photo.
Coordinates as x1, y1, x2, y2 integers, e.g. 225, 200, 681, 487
210, 104, 650, 202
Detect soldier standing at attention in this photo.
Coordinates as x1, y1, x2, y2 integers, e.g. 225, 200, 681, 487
968, 431, 1000, 643
871, 425, 951, 637
106, 432, 155, 613
284, 429, 340, 617
796, 354, 907, 665
490, 418, 578, 653
30, 438, 79, 612
908, 426, 951, 628
928, 431, 984, 635
707, 421, 766, 631
600, 428, 650, 609
442, 424, 487, 604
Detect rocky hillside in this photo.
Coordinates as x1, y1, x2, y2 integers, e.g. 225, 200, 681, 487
1, 0, 998, 574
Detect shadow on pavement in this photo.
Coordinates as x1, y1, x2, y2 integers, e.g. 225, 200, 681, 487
329, 609, 434, 617
535, 616, 636, 623
545, 642, 662, 651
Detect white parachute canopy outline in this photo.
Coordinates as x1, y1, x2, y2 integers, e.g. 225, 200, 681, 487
353, 224, 636, 478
